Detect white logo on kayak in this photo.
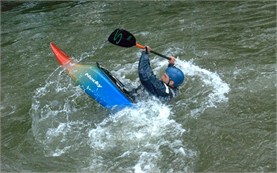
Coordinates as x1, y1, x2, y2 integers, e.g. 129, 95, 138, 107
85, 73, 102, 88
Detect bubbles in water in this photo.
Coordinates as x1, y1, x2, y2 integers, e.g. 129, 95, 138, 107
30, 67, 105, 157
176, 59, 230, 115
146, 45, 230, 116
30, 48, 230, 172
85, 100, 196, 172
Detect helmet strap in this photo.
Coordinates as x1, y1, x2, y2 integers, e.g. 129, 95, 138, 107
167, 79, 176, 89
167, 79, 171, 86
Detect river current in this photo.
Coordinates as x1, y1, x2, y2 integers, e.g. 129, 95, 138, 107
1, 1, 276, 172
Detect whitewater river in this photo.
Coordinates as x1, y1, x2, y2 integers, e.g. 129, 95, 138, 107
1, 1, 276, 172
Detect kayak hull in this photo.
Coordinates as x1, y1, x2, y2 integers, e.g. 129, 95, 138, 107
50, 42, 133, 111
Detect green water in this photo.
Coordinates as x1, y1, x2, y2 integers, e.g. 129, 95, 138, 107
1, 1, 276, 172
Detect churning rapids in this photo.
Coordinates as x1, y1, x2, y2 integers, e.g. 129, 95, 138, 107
30, 50, 229, 172
2, 1, 275, 172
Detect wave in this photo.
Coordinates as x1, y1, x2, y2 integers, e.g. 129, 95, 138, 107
30, 49, 229, 172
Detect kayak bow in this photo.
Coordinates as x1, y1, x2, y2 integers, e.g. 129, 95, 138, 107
50, 42, 72, 66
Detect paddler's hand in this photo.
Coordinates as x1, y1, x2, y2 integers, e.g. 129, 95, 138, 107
169, 56, 176, 65
144, 46, 152, 53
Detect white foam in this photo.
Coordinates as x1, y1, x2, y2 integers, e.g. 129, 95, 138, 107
111, 51, 230, 117
30, 48, 229, 172
86, 100, 195, 172
30, 66, 94, 157
176, 59, 230, 108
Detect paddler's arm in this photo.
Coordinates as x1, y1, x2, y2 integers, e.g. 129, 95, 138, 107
138, 46, 176, 78
138, 46, 153, 80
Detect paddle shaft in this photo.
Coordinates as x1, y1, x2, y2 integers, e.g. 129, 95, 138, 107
136, 43, 171, 60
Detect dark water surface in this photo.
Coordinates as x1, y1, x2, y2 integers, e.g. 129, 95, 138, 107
1, 1, 276, 172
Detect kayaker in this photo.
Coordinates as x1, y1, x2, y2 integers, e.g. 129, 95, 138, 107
130, 46, 185, 102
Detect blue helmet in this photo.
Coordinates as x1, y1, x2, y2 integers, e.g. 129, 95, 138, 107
165, 66, 185, 87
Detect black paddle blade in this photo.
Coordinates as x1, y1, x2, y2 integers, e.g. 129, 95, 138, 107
108, 28, 136, 48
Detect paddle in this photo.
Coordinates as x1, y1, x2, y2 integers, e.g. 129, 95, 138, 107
108, 28, 171, 60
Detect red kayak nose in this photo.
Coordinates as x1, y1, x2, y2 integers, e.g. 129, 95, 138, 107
50, 42, 71, 66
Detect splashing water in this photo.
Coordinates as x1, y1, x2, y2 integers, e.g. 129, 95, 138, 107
178, 60, 229, 103
140, 53, 230, 116
30, 50, 229, 172
85, 100, 196, 172
176, 59, 230, 115
31, 71, 196, 171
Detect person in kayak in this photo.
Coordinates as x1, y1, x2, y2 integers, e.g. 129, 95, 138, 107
130, 46, 185, 102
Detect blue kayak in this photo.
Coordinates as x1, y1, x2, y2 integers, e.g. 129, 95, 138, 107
50, 42, 133, 111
